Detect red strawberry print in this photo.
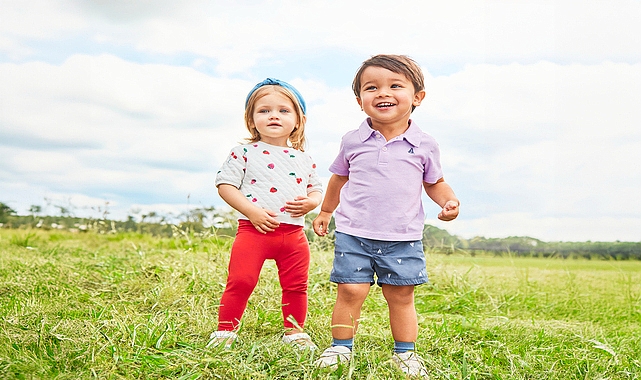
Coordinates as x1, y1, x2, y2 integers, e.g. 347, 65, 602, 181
296, 178, 302, 184
231, 152, 237, 159
307, 184, 313, 188
251, 198, 257, 202
270, 187, 278, 193
263, 150, 270, 154
312, 163, 316, 169
250, 179, 257, 184
283, 149, 289, 153
267, 163, 274, 169
280, 207, 286, 212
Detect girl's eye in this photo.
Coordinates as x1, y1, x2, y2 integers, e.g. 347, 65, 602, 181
280, 109, 290, 113
257, 109, 268, 113
391, 84, 402, 88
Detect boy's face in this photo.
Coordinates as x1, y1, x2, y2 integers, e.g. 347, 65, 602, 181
356, 66, 425, 128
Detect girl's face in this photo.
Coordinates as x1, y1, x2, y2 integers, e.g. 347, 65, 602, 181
356, 66, 425, 129
251, 91, 299, 147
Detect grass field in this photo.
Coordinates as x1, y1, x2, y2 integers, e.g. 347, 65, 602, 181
0, 229, 639, 379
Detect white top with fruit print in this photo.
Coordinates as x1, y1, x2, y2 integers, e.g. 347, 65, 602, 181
215, 141, 323, 226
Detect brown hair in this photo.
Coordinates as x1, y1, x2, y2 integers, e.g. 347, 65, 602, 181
352, 54, 425, 112
243, 85, 307, 151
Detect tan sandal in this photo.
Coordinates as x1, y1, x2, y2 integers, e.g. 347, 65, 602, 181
207, 330, 237, 349
281, 332, 317, 350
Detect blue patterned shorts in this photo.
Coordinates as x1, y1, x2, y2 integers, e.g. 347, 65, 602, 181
330, 231, 429, 286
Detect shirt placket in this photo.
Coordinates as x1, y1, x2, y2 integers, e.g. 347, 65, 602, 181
376, 132, 390, 165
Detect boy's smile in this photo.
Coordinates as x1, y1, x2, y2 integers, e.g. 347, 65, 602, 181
356, 66, 425, 132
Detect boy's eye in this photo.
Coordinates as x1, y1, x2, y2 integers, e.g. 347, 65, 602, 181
364, 86, 377, 91
391, 84, 402, 88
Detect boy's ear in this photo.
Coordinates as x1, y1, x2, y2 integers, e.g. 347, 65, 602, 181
413, 90, 426, 107
356, 97, 363, 110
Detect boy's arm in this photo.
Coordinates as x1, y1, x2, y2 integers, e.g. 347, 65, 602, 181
423, 178, 460, 221
218, 183, 280, 234
312, 174, 349, 236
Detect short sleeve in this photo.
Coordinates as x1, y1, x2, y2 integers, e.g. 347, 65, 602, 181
215, 146, 247, 188
328, 139, 350, 176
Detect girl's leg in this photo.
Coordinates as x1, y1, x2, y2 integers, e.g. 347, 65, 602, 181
331, 283, 370, 339
381, 284, 418, 342
275, 227, 310, 331
217, 223, 267, 331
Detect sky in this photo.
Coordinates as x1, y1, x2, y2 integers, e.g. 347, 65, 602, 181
1, 0, 640, 242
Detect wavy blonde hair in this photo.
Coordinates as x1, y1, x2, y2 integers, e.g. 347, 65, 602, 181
244, 85, 307, 151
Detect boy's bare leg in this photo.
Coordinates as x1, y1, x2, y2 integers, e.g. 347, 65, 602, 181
331, 283, 370, 339
382, 284, 418, 342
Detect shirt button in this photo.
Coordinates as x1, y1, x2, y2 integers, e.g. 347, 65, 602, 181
382, 147, 388, 152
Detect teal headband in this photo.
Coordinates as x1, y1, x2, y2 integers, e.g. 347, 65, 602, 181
245, 78, 307, 114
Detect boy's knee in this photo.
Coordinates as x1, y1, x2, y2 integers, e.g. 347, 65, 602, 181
337, 283, 370, 302
382, 285, 415, 304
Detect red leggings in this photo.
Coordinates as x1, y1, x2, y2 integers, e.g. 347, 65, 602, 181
217, 220, 311, 331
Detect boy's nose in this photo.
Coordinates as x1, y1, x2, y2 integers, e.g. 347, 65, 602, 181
377, 88, 391, 97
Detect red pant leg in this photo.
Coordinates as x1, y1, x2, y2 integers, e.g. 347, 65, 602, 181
274, 225, 311, 330
217, 221, 267, 331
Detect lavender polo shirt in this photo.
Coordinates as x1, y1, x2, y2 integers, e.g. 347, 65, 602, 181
330, 118, 443, 241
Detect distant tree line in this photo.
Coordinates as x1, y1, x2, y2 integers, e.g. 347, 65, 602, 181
2, 201, 640, 260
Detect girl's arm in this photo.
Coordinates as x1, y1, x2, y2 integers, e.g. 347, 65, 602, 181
312, 174, 349, 236
218, 183, 280, 234
423, 178, 460, 221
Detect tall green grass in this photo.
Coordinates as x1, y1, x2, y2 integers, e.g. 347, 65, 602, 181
0, 229, 639, 379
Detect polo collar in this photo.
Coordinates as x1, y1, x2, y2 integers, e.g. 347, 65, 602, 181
358, 118, 422, 147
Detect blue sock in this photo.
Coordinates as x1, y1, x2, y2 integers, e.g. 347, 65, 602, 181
332, 338, 353, 350
394, 341, 415, 353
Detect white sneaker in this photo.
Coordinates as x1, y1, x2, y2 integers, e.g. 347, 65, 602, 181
282, 332, 317, 350
392, 351, 429, 378
206, 330, 237, 349
314, 345, 352, 368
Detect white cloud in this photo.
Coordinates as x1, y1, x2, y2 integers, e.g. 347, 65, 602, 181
2, 1, 641, 242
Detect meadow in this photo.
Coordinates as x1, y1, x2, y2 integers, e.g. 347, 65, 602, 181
0, 228, 639, 379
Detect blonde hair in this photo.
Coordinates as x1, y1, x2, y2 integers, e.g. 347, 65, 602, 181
243, 85, 307, 151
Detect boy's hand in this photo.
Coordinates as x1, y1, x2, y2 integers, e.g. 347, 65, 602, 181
438, 200, 459, 221
312, 211, 332, 236
285, 195, 318, 218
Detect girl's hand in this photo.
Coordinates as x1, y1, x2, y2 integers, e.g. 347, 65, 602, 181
438, 200, 459, 221
284, 195, 318, 218
247, 208, 280, 234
